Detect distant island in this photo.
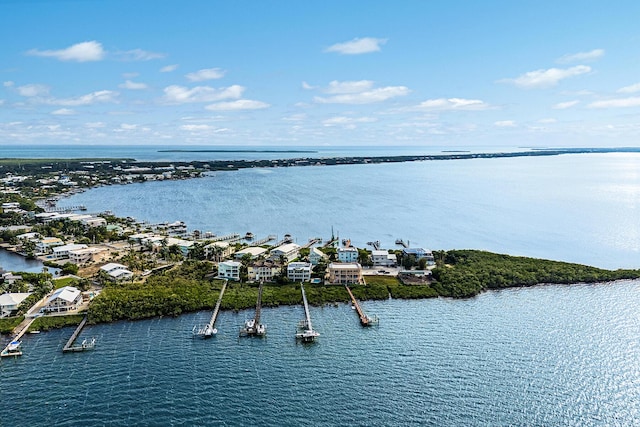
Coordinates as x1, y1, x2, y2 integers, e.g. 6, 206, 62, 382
158, 149, 318, 153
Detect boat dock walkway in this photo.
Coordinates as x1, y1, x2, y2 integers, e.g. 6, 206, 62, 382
1, 316, 37, 357
296, 284, 319, 342
252, 235, 276, 246
301, 237, 322, 249
44, 205, 86, 213
209, 280, 228, 330
193, 280, 227, 338
345, 286, 378, 327
395, 239, 408, 248
62, 315, 95, 353
211, 233, 241, 242
240, 281, 266, 337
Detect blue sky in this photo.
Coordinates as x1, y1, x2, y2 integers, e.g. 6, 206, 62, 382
1, 0, 640, 147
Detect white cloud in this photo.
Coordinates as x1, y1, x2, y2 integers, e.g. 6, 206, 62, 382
3, 81, 14, 87
120, 123, 137, 130
412, 98, 491, 111
122, 72, 139, 79
617, 83, 640, 94
325, 37, 387, 55
119, 80, 148, 90
162, 84, 244, 104
553, 100, 580, 109
51, 108, 75, 115
538, 118, 557, 124
500, 65, 591, 89
325, 80, 374, 94
282, 113, 307, 122
114, 49, 165, 61
302, 81, 316, 90
85, 122, 105, 128
186, 68, 226, 82
17, 84, 50, 97
494, 120, 516, 127
314, 81, 409, 104
323, 116, 377, 127
588, 97, 640, 109
47, 90, 118, 106
180, 124, 215, 131
160, 64, 179, 73
557, 49, 604, 64
26, 41, 105, 62
204, 99, 270, 111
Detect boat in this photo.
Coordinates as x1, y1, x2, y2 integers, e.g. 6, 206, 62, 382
192, 324, 217, 338
81, 338, 96, 350
239, 318, 267, 337
1, 340, 23, 357
245, 232, 254, 240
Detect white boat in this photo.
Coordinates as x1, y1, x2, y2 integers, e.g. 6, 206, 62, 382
1, 340, 23, 357
192, 324, 217, 338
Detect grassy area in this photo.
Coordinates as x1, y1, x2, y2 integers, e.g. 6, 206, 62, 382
0, 316, 24, 334
29, 314, 85, 332
53, 277, 76, 289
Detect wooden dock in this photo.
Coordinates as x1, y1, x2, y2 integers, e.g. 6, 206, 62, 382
0, 317, 37, 357
193, 280, 227, 338
296, 284, 319, 342
239, 281, 266, 337
345, 285, 378, 327
62, 315, 95, 353
44, 205, 87, 213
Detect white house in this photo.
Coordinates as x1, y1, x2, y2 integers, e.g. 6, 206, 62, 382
81, 217, 107, 228
270, 243, 301, 263
337, 246, 359, 263
235, 246, 267, 260
287, 262, 312, 282
217, 260, 241, 281
371, 250, 397, 267
43, 286, 82, 313
0, 292, 31, 318
308, 247, 327, 266
69, 247, 106, 265
52, 243, 89, 260
35, 237, 64, 254
402, 248, 435, 265
100, 262, 134, 282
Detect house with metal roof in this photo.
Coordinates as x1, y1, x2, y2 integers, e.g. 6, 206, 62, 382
43, 286, 82, 313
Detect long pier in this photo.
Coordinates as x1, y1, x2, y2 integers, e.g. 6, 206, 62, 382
296, 284, 319, 342
1, 317, 37, 357
345, 286, 378, 327
209, 280, 228, 330
211, 233, 240, 242
62, 315, 95, 353
240, 281, 266, 337
44, 205, 87, 213
194, 280, 227, 338
302, 237, 322, 249
252, 235, 276, 246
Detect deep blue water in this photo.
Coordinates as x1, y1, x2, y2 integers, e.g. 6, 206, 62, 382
3, 281, 640, 426
64, 152, 640, 269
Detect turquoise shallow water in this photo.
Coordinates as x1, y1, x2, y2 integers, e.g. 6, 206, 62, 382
3, 281, 640, 426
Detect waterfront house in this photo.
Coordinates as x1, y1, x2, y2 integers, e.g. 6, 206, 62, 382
287, 262, 312, 282
308, 247, 327, 266
337, 246, 359, 263
52, 243, 89, 260
328, 263, 363, 284
100, 263, 134, 282
0, 292, 31, 318
235, 246, 267, 260
16, 232, 40, 242
247, 259, 282, 282
402, 248, 435, 265
269, 243, 301, 263
81, 217, 107, 228
204, 241, 234, 261
43, 286, 82, 313
69, 247, 106, 265
371, 250, 397, 267
217, 260, 241, 281
35, 237, 65, 254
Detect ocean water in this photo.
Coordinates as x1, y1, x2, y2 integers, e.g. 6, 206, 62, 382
2, 281, 640, 426
64, 152, 640, 269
